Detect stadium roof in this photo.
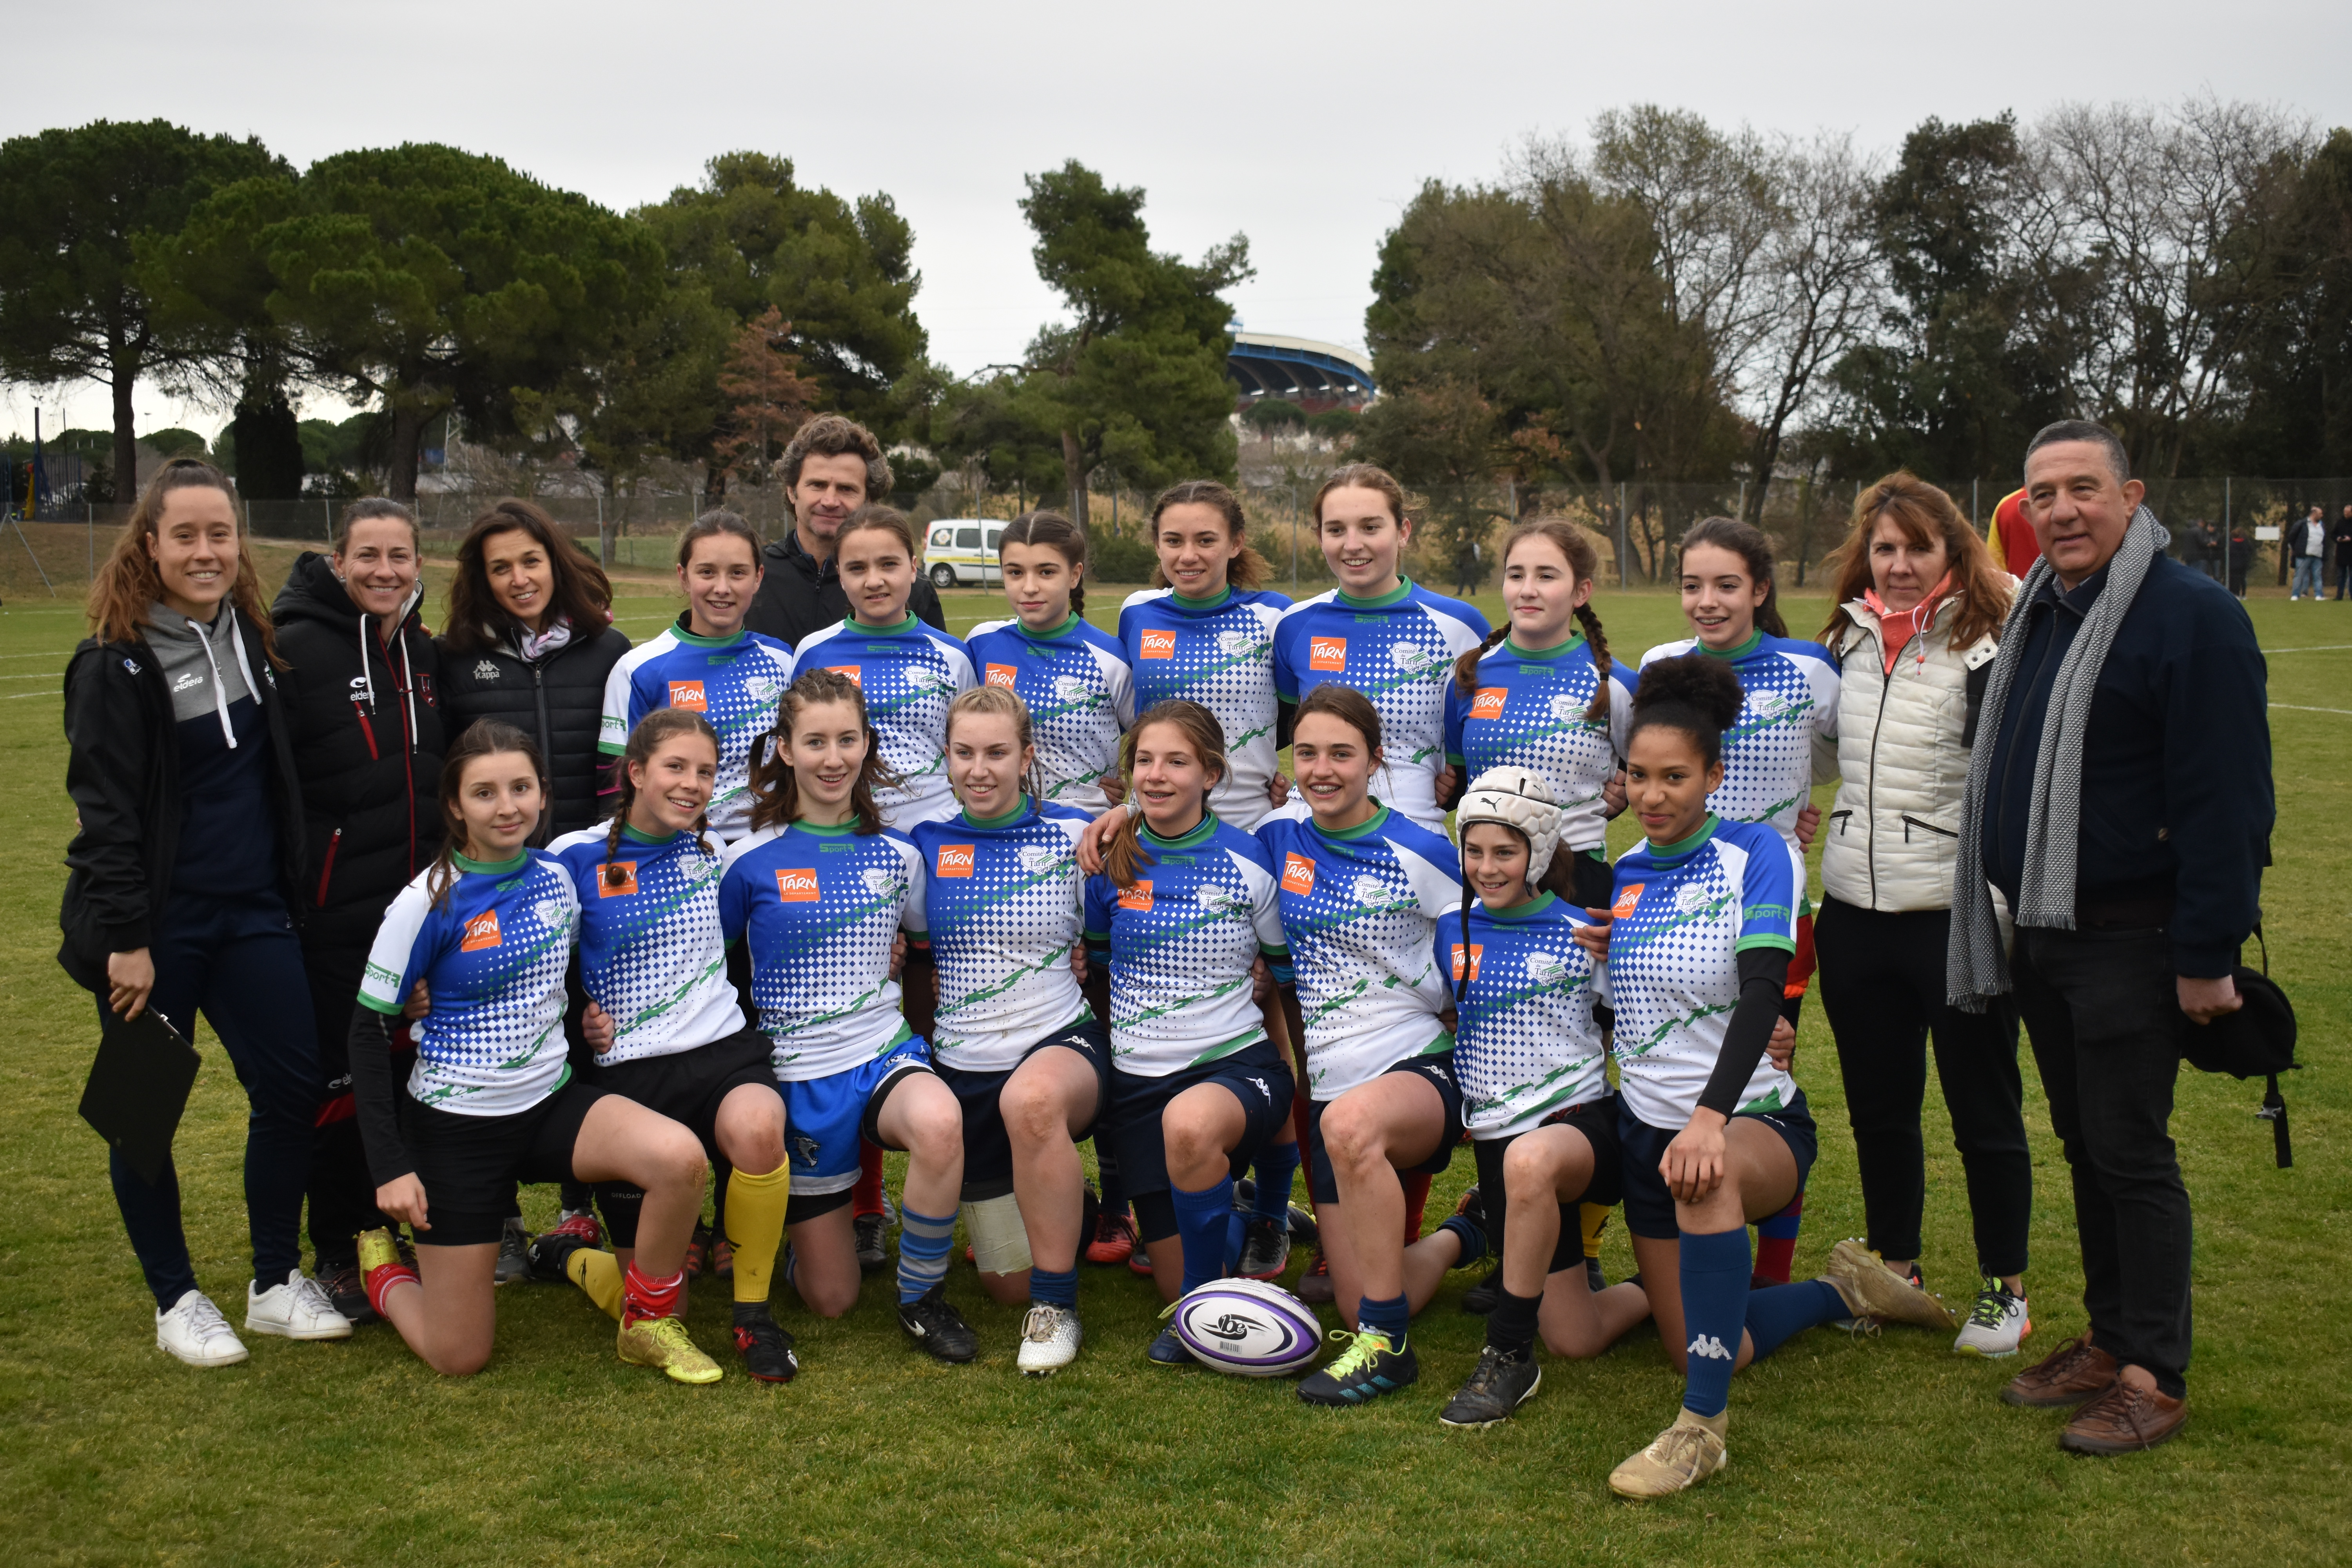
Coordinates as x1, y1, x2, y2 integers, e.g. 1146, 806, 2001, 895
1227, 332, 1376, 402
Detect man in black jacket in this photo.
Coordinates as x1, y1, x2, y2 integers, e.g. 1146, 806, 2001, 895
1955, 421, 2269, 1455
744, 414, 947, 646
2332, 503, 2352, 601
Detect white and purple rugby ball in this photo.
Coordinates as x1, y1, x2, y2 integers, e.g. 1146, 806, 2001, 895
1172, 1278, 1323, 1377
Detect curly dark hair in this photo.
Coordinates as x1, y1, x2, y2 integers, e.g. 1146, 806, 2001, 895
1628, 653, 1744, 769
778, 414, 892, 499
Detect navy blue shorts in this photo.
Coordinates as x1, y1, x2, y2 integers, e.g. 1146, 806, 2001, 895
933, 1016, 1111, 1201
401, 1076, 609, 1247
1470, 1094, 1625, 1272
1617, 1089, 1818, 1241
1302, 1052, 1464, 1207
1102, 1037, 1296, 1206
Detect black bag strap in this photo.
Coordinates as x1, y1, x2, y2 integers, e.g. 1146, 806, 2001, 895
2259, 1074, 2292, 1169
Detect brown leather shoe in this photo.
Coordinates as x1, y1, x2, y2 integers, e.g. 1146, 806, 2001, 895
2060, 1380, 2187, 1454
2000, 1334, 2118, 1407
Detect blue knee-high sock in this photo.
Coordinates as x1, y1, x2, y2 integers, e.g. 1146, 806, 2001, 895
1744, 1280, 1847, 1361
1029, 1265, 1078, 1308
1252, 1142, 1300, 1222
1170, 1176, 1236, 1294
1679, 1227, 1752, 1419
897, 1205, 955, 1304
1358, 1292, 1410, 1343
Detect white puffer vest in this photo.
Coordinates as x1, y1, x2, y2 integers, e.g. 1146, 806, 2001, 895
1820, 598, 2001, 913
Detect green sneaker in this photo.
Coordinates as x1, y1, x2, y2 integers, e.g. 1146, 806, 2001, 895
1298, 1326, 1418, 1406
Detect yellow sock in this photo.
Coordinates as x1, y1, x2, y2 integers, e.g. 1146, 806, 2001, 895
1581, 1202, 1610, 1263
567, 1247, 626, 1321
727, 1160, 792, 1305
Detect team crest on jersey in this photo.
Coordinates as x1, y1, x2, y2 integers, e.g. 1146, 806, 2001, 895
598, 861, 639, 898
744, 675, 783, 706
985, 663, 1019, 689
1548, 693, 1589, 724
1140, 629, 1177, 660
1017, 842, 1066, 877
1450, 943, 1484, 982
1525, 950, 1570, 987
1308, 636, 1347, 671
1351, 874, 1401, 910
1750, 690, 1790, 718
776, 867, 820, 901
826, 665, 862, 684
1280, 853, 1316, 895
1051, 674, 1093, 703
1675, 882, 1713, 914
532, 897, 570, 935
472, 659, 500, 682
1216, 628, 1264, 659
1470, 687, 1508, 721
668, 680, 708, 712
1118, 880, 1154, 912
460, 909, 503, 951
937, 844, 975, 877
1193, 884, 1240, 915
906, 666, 956, 693
1611, 883, 1645, 918
860, 865, 906, 900
1388, 642, 1436, 674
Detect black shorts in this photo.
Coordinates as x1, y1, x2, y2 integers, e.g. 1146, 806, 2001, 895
1470, 1095, 1624, 1274
1616, 1089, 1818, 1241
401, 1076, 609, 1247
1302, 1053, 1464, 1207
932, 1016, 1111, 1202
1103, 1038, 1296, 1216
584, 1027, 779, 1246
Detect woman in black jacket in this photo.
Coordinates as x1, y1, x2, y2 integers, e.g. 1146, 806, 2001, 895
272, 499, 447, 1318
60, 457, 353, 1367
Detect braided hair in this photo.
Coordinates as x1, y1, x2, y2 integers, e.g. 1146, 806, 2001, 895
1450, 519, 1613, 724
603, 709, 720, 865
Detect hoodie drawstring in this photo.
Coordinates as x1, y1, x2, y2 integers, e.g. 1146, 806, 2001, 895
185, 605, 250, 749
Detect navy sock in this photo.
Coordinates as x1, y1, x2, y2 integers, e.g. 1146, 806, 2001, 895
1486, 1283, 1541, 1359
1678, 1226, 1751, 1419
1744, 1279, 1847, 1360
1028, 1264, 1078, 1309
1358, 1292, 1410, 1344
1252, 1141, 1300, 1221
1437, 1212, 1488, 1270
1170, 1176, 1235, 1294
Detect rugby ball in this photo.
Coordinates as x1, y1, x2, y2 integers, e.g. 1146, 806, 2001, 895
1172, 1278, 1325, 1377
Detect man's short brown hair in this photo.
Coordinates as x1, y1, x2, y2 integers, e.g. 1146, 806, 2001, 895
779, 414, 892, 500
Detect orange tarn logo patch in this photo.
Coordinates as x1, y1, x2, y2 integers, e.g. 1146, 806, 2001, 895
461, 909, 503, 951
668, 680, 707, 712
1610, 884, 1645, 918
985, 663, 1019, 690
1119, 880, 1154, 912
826, 665, 862, 684
938, 844, 976, 878
1140, 630, 1177, 660
1470, 688, 1508, 721
1308, 636, 1347, 671
776, 867, 820, 901
1281, 854, 1316, 896
598, 862, 639, 898
1450, 944, 1483, 982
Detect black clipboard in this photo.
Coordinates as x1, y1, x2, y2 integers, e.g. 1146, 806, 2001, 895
78, 1008, 201, 1185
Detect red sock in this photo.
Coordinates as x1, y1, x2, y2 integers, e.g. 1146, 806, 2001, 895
852, 1141, 886, 1219
1753, 1189, 1804, 1287
622, 1259, 685, 1326
1402, 1172, 1432, 1244
364, 1259, 419, 1318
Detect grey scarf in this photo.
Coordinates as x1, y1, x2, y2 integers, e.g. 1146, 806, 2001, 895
1947, 507, 2170, 1011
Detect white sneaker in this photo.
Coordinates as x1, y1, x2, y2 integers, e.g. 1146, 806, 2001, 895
1017, 1303, 1082, 1376
1953, 1277, 2031, 1357
157, 1289, 249, 1367
246, 1269, 355, 1340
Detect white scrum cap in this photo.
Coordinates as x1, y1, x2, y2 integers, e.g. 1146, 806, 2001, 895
1455, 766, 1565, 882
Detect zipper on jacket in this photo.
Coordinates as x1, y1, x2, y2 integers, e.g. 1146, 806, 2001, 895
354, 702, 379, 761
532, 664, 554, 844
1862, 634, 1895, 908
316, 826, 343, 906
1829, 808, 1853, 835
1902, 813, 1958, 842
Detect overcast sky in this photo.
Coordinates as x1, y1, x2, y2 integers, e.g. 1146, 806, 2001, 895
5, 0, 2349, 441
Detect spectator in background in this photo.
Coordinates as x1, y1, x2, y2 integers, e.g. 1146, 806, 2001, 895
2180, 519, 2215, 581
2331, 503, 2352, 601
2288, 505, 2325, 600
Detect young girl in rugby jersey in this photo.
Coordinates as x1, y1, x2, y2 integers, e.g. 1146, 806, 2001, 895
598, 512, 795, 844
1258, 685, 1489, 1407
1083, 701, 1298, 1363
1598, 657, 1945, 1498
347, 722, 719, 1382
788, 505, 978, 829
906, 686, 1106, 1375
1272, 466, 1489, 834
966, 510, 1134, 813
537, 710, 800, 1381
1433, 767, 1653, 1428
719, 668, 981, 1363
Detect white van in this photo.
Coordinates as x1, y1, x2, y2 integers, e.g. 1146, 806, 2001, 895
923, 519, 1003, 589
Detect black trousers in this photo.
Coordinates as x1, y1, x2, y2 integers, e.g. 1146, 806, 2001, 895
2011, 924, 2192, 1396
302, 922, 393, 1270
1815, 897, 2032, 1277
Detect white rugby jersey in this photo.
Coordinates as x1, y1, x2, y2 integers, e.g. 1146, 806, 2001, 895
965, 615, 1135, 814
789, 616, 978, 828
597, 622, 795, 842
717, 820, 924, 1081
358, 849, 579, 1116
1606, 815, 1802, 1129
905, 799, 1093, 1072
1436, 893, 1610, 1138
1117, 587, 1292, 829
547, 824, 742, 1065
1639, 632, 1839, 851
1256, 805, 1460, 1098
1443, 635, 1636, 852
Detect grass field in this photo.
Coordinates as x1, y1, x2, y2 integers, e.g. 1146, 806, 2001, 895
3, 554, 2348, 1566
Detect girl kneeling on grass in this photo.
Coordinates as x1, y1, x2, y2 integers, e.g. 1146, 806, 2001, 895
348, 722, 717, 1382
1597, 656, 1949, 1498
1083, 701, 1297, 1363
539, 709, 799, 1383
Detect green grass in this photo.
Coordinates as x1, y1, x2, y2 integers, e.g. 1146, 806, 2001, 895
4, 573, 2349, 1566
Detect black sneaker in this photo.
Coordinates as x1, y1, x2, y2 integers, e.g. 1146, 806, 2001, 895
731, 1303, 799, 1383
320, 1260, 376, 1325
1148, 1323, 1198, 1367
1586, 1257, 1608, 1294
897, 1284, 978, 1363
1298, 1326, 1418, 1406
855, 1211, 890, 1275
1238, 1215, 1290, 1279
1438, 1345, 1542, 1427
1462, 1265, 1501, 1315
1285, 1203, 1319, 1250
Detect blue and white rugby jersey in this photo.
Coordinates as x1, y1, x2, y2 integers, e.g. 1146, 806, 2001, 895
547, 824, 742, 1065
789, 616, 977, 828
1117, 587, 1292, 829
717, 820, 925, 1082
1081, 812, 1291, 1078
1606, 815, 1802, 1129
965, 614, 1135, 814
1435, 894, 1610, 1139
904, 798, 1092, 1073
1272, 580, 1490, 831
1443, 635, 1636, 852
1639, 632, 1839, 851
357, 849, 579, 1116
599, 620, 795, 842
1256, 805, 1461, 1099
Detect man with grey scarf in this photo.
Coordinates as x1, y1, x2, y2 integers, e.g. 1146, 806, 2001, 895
1947, 421, 2270, 1455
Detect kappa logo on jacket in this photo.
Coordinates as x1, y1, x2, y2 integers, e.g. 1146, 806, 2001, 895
472, 659, 501, 682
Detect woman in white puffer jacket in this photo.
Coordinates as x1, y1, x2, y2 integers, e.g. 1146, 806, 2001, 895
1814, 473, 2035, 1357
